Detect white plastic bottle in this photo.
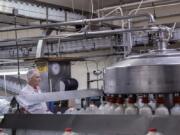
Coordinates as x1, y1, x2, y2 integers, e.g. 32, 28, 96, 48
102, 96, 115, 114
62, 128, 78, 135
103, 96, 112, 109
124, 97, 138, 115
171, 96, 180, 115
64, 107, 77, 114
148, 94, 156, 112
114, 96, 124, 115
98, 96, 110, 114
107, 97, 117, 114
146, 128, 163, 135
139, 96, 153, 116
85, 103, 98, 114
146, 128, 157, 135
155, 96, 169, 116
98, 102, 105, 114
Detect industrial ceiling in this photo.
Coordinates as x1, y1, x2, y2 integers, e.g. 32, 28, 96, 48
36, 0, 142, 11
0, 0, 179, 60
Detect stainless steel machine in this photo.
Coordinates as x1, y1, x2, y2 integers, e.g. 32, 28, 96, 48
102, 26, 180, 135
104, 26, 178, 94
104, 49, 180, 94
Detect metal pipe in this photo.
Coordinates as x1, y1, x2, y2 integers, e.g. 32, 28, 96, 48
128, 19, 133, 55
104, 7, 125, 29
35, 27, 160, 58
3, 75, 7, 96
44, 27, 159, 39
0, 13, 155, 32
87, 72, 90, 89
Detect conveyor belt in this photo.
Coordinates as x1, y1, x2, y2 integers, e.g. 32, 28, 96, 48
0, 114, 180, 135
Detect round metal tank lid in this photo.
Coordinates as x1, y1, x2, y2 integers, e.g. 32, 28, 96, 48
104, 49, 180, 94
108, 49, 180, 69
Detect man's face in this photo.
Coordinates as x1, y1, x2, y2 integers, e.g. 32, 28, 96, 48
29, 71, 41, 87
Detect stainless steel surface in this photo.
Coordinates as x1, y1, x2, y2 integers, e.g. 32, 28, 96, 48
16, 89, 103, 106
104, 49, 180, 94
0, 13, 154, 32
1, 114, 180, 135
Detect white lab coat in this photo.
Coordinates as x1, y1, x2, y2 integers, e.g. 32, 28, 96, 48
17, 84, 49, 114
16, 85, 55, 135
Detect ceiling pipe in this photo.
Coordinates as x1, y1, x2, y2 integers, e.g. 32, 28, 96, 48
35, 26, 164, 58
104, 7, 125, 29
36, 26, 171, 58
0, 13, 155, 32
43, 26, 163, 39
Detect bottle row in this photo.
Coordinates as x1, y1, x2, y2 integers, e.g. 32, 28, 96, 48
64, 94, 180, 116
61, 127, 163, 135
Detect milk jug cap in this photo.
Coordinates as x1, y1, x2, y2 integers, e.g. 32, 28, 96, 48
65, 128, 72, 132
148, 128, 157, 132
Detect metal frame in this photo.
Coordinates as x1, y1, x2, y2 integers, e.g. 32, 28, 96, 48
1, 114, 180, 135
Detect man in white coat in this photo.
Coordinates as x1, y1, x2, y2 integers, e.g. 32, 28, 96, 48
16, 68, 58, 135
18, 68, 50, 114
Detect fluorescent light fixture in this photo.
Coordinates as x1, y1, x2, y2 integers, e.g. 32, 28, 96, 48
0, 68, 28, 75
